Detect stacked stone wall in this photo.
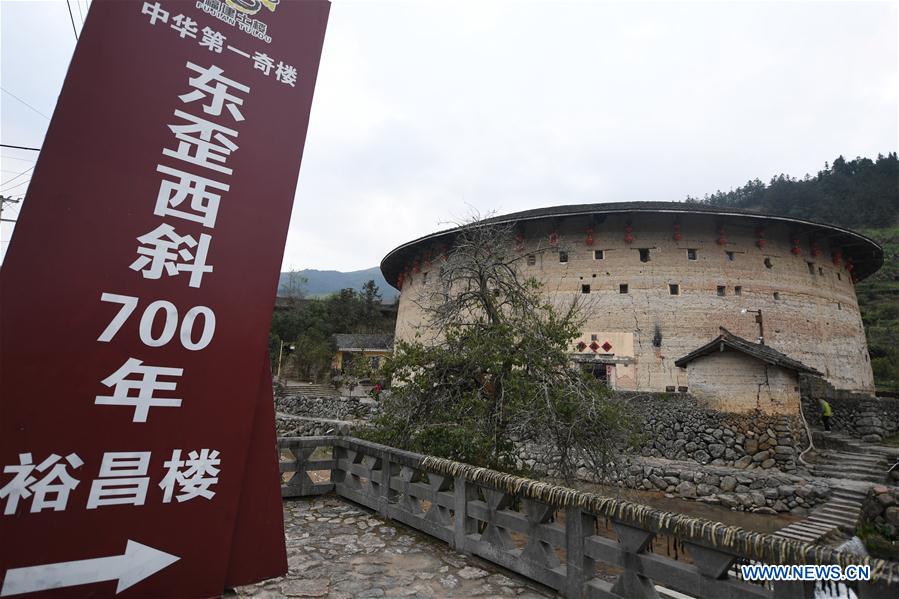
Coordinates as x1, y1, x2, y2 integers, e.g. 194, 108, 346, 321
275, 392, 374, 438
619, 393, 808, 472
857, 485, 899, 559
610, 457, 828, 514
801, 375, 899, 441
276, 414, 353, 437
275, 394, 377, 421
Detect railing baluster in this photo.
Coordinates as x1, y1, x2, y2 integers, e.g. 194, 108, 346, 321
610, 521, 659, 599
453, 476, 477, 552
377, 454, 398, 520
564, 506, 596, 599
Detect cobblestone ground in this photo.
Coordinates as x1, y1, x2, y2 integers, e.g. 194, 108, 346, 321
229, 496, 554, 598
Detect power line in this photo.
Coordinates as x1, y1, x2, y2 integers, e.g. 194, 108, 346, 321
0, 166, 34, 188
74, 0, 84, 26
0, 87, 51, 120
1, 196, 22, 226
0, 144, 41, 152
0, 179, 31, 193
65, 1, 79, 41
0, 155, 36, 163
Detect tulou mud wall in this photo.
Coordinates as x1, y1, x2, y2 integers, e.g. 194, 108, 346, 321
392, 208, 876, 402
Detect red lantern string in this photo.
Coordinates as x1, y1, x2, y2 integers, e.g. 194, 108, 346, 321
673, 223, 682, 241
811, 242, 821, 257
624, 224, 634, 244
716, 226, 726, 246
585, 227, 594, 246
549, 232, 558, 247
755, 227, 765, 249
832, 250, 842, 267
790, 237, 801, 255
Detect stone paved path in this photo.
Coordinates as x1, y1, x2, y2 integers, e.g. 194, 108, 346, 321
228, 496, 554, 598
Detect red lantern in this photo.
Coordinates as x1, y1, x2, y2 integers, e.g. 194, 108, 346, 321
756, 239, 766, 249
811, 242, 821, 257
585, 227, 594, 246
832, 250, 842, 267
673, 223, 682, 242
549, 232, 558, 247
716, 226, 726, 246
790, 237, 801, 255
624, 224, 634, 244
515, 234, 525, 251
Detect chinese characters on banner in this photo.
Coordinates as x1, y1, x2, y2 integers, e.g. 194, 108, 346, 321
0, 0, 329, 596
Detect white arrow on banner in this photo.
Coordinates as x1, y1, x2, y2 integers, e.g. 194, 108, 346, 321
0, 540, 179, 596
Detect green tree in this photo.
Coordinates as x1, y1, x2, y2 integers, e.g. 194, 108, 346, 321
361, 218, 631, 482
360, 280, 383, 330
694, 153, 898, 229
270, 280, 395, 381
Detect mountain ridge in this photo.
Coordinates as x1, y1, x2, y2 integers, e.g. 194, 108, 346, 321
279, 267, 398, 300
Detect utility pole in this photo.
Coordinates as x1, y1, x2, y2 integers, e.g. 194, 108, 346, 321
0, 195, 21, 223
276, 340, 295, 380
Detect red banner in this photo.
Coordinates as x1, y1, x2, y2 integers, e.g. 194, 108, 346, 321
0, 0, 329, 596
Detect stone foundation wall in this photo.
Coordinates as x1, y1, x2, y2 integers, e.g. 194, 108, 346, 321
610, 457, 829, 514
276, 394, 378, 421
622, 393, 808, 472
276, 414, 354, 437
857, 485, 899, 559
801, 376, 899, 442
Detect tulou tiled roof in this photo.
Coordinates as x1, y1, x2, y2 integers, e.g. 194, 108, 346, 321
379, 201, 883, 286
674, 327, 823, 375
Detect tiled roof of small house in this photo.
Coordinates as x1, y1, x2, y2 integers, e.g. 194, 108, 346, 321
674, 327, 823, 375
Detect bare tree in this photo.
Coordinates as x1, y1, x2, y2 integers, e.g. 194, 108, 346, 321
364, 215, 631, 482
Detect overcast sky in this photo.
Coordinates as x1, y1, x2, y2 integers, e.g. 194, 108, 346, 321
1, 0, 896, 271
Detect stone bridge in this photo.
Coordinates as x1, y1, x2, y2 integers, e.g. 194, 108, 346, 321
272, 436, 899, 598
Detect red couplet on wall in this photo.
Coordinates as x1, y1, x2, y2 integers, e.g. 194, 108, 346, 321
0, 0, 329, 596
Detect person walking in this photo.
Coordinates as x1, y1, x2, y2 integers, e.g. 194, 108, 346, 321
819, 398, 833, 432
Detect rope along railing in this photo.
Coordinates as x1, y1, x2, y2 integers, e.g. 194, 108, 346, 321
278, 436, 898, 598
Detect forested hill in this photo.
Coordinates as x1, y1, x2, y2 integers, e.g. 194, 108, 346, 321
688, 153, 898, 229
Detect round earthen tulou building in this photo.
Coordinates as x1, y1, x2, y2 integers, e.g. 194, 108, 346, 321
380, 202, 883, 414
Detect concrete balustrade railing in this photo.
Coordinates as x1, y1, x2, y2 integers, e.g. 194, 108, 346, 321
278, 436, 898, 598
